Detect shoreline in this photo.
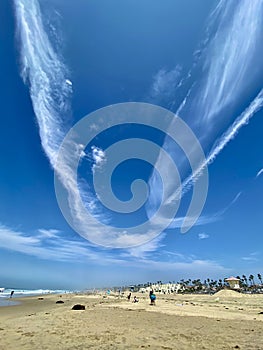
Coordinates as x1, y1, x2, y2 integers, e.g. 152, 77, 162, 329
0, 299, 21, 307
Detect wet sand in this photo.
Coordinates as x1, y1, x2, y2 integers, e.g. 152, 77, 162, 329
0, 291, 262, 349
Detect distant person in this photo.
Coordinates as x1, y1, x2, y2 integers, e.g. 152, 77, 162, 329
149, 290, 156, 305
10, 290, 14, 298
127, 292, 131, 301
133, 296, 139, 303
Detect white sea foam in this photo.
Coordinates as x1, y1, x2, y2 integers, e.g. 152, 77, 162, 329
0, 288, 71, 299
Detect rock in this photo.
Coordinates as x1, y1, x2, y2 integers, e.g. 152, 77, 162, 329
56, 300, 64, 304
72, 304, 85, 310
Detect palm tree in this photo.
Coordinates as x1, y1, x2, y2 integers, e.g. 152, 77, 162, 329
249, 274, 255, 286
239, 278, 246, 289
242, 275, 248, 288
257, 273, 262, 285
180, 279, 185, 286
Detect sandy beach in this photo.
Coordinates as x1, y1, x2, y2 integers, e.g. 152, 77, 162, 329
0, 291, 262, 350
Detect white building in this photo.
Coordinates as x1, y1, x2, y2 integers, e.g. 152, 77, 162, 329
225, 276, 240, 289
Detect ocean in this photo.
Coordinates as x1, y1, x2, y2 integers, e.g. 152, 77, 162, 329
0, 288, 72, 307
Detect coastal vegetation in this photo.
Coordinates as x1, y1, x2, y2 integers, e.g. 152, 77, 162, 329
113, 273, 263, 295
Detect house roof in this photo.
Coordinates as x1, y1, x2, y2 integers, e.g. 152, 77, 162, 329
225, 276, 240, 281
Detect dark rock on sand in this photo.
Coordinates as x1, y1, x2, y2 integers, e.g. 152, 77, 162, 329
72, 304, 85, 310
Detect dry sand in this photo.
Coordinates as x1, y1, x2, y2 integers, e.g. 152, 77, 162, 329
0, 291, 262, 349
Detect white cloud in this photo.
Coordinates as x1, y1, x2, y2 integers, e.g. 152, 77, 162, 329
15, 0, 263, 252
0, 222, 232, 283
198, 232, 209, 240
14, 0, 73, 166
241, 252, 260, 262
124, 233, 166, 259
91, 146, 106, 170
148, 80, 262, 228
150, 66, 181, 100
147, 0, 263, 235
0, 224, 99, 262
196, 0, 263, 123
168, 214, 219, 229
65, 79, 72, 86
241, 256, 258, 262
167, 191, 242, 231
38, 229, 61, 238
256, 168, 263, 178
135, 258, 230, 280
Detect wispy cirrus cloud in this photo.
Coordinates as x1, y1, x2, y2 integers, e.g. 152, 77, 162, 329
14, 0, 162, 249
195, 0, 263, 124
0, 224, 97, 262
167, 191, 242, 230
0, 223, 230, 279
256, 168, 263, 178
135, 258, 230, 280
147, 0, 263, 230
124, 233, 166, 259
241, 252, 260, 262
198, 233, 209, 240
14, 0, 263, 253
13, 0, 72, 166
37, 229, 61, 238
149, 66, 181, 104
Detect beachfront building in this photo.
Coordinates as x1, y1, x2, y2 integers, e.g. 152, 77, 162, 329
139, 282, 182, 294
225, 276, 240, 289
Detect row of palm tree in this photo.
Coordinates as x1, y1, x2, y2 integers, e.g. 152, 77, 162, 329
237, 274, 262, 287
125, 273, 262, 293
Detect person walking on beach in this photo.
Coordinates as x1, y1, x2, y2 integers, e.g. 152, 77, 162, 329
149, 290, 156, 305
10, 290, 14, 298
127, 292, 131, 301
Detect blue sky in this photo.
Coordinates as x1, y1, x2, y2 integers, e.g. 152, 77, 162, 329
0, 0, 263, 290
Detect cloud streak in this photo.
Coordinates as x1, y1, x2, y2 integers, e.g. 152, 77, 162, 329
256, 168, 263, 178
14, 0, 72, 166
241, 252, 260, 262
0, 223, 230, 279
13, 0, 111, 246
149, 66, 182, 105
147, 0, 263, 227
0, 225, 91, 262
196, 0, 263, 123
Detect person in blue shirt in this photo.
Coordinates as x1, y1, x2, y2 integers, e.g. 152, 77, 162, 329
149, 290, 156, 305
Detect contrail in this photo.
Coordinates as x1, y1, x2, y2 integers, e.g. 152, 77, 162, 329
147, 0, 263, 217
179, 89, 263, 197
